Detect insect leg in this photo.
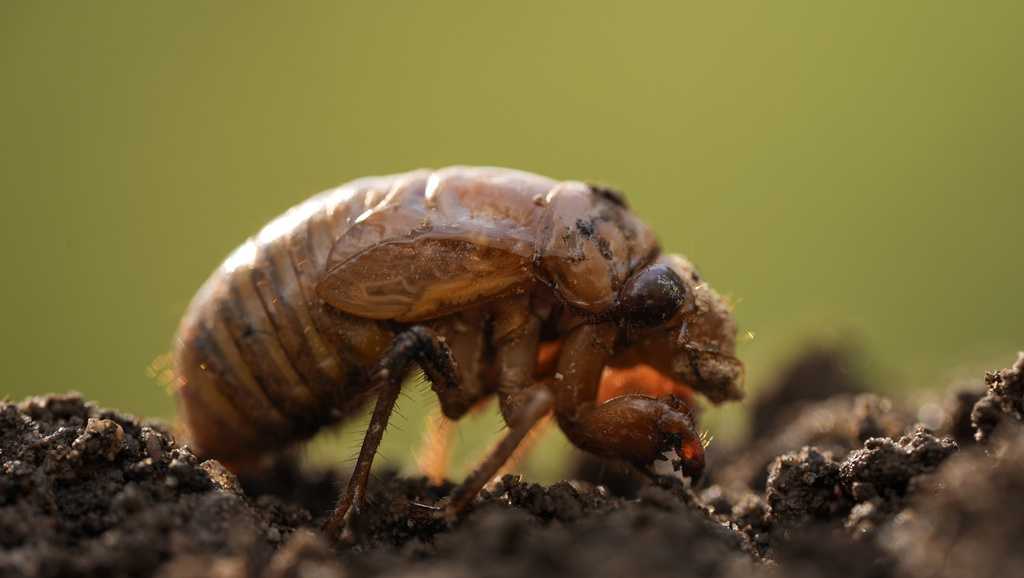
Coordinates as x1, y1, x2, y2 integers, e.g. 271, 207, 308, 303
415, 408, 456, 485
550, 323, 705, 479
484, 412, 552, 479
442, 298, 549, 518
444, 384, 553, 518
322, 326, 458, 541
415, 397, 497, 484
550, 322, 618, 420
492, 296, 543, 421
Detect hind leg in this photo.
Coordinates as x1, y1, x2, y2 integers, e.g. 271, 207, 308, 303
322, 326, 458, 542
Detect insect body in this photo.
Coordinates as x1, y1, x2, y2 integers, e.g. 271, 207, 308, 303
173, 166, 743, 538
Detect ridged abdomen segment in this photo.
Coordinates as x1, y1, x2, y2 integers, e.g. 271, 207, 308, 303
174, 174, 421, 461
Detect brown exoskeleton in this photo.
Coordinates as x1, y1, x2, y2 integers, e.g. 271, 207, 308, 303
173, 166, 743, 540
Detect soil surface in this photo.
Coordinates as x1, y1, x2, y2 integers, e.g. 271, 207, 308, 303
2, 350, 1023, 578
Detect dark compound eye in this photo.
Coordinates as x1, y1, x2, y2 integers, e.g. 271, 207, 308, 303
618, 264, 687, 327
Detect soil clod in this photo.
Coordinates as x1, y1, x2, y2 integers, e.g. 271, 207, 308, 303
3, 352, 1024, 577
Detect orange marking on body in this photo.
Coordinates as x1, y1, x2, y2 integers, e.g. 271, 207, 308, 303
597, 364, 696, 406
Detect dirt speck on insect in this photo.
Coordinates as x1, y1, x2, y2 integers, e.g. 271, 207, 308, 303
3, 349, 1024, 578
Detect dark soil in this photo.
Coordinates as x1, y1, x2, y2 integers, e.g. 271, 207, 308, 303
2, 350, 1023, 578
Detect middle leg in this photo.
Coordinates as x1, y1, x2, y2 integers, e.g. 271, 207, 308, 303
445, 385, 553, 518
443, 296, 548, 518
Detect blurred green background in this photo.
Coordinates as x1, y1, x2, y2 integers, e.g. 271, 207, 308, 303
2, 2, 1020, 479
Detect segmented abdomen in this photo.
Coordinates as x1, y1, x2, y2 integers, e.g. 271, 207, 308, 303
174, 172, 427, 461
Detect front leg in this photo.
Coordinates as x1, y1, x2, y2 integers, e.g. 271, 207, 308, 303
322, 326, 458, 542
553, 323, 706, 480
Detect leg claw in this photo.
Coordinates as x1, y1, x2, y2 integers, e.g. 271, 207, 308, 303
322, 505, 361, 545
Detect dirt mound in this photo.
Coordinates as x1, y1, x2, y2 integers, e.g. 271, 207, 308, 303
2, 350, 1023, 578
970, 352, 1024, 443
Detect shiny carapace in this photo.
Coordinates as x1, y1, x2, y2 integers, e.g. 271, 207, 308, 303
173, 166, 743, 539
